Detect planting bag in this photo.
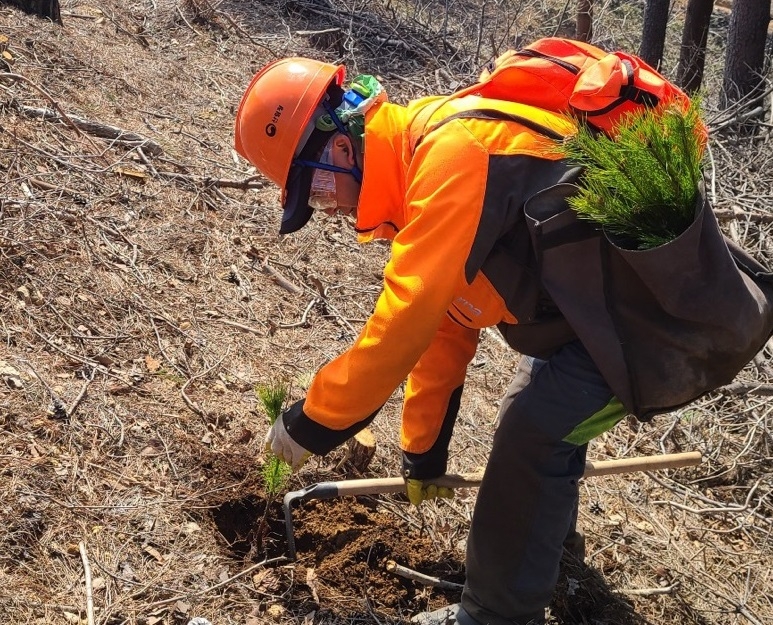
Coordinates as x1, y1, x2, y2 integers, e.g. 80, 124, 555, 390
522, 183, 773, 420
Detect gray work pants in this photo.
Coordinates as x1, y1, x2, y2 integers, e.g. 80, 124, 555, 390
462, 340, 618, 625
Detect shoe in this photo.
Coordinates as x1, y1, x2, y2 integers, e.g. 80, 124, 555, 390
563, 529, 586, 562
411, 604, 479, 625
411, 604, 544, 625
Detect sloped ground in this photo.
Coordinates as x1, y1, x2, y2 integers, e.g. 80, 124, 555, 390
0, 1, 771, 624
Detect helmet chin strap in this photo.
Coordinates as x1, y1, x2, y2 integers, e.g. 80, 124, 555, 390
291, 99, 364, 183
318, 100, 363, 183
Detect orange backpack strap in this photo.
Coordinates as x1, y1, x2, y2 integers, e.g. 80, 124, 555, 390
407, 82, 481, 154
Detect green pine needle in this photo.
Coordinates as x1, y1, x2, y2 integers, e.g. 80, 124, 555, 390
256, 381, 291, 495
262, 455, 291, 496
256, 381, 288, 425
557, 99, 706, 250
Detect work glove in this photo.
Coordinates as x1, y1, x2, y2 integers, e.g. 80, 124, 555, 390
405, 478, 455, 506
265, 413, 312, 469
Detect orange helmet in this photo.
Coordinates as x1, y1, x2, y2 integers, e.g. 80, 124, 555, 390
234, 58, 346, 189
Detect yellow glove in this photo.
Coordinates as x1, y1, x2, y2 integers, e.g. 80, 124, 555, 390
406, 479, 455, 506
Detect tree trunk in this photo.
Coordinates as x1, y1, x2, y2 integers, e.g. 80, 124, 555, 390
722, 0, 772, 107
1, 0, 62, 24
676, 0, 715, 93
342, 428, 377, 476
576, 0, 593, 42
640, 0, 671, 70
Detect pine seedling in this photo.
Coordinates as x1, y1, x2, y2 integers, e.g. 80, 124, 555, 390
558, 98, 705, 249
254, 381, 291, 554
257, 381, 287, 425
256, 381, 291, 496
262, 452, 291, 497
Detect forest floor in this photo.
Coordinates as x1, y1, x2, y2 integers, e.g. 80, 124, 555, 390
0, 1, 771, 624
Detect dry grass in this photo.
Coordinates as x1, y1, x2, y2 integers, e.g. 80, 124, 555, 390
0, 1, 771, 624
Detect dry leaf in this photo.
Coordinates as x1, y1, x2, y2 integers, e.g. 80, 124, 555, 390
145, 355, 161, 372
144, 545, 165, 563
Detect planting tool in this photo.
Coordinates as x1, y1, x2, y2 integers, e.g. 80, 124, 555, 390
282, 450, 701, 559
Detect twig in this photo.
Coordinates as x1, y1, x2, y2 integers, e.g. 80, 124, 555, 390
157, 170, 265, 190
200, 316, 265, 335
260, 258, 303, 295
78, 542, 96, 625
652, 479, 762, 515
720, 381, 773, 396
180, 349, 230, 420
27, 176, 87, 202
18, 358, 69, 419
176, 3, 205, 36
278, 298, 318, 329
614, 584, 679, 596
144, 556, 287, 608
713, 207, 773, 224
384, 560, 463, 591
68, 367, 96, 418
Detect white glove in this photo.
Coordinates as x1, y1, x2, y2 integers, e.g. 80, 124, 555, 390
265, 413, 311, 469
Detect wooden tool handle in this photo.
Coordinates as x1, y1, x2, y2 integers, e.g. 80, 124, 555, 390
333, 451, 701, 497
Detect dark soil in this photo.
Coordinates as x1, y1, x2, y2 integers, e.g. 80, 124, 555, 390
208, 489, 649, 625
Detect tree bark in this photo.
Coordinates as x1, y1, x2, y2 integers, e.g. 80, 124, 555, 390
1, 0, 62, 24
677, 0, 715, 93
576, 0, 593, 42
721, 0, 772, 107
342, 428, 377, 475
640, 0, 672, 70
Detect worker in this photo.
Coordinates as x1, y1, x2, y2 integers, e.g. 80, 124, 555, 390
235, 57, 635, 625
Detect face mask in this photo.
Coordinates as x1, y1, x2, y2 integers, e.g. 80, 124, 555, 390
308, 140, 337, 211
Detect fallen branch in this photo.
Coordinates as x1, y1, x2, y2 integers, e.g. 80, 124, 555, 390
28, 176, 87, 202
78, 542, 96, 625
68, 368, 96, 418
157, 170, 265, 190
614, 583, 678, 596
720, 381, 773, 396
14, 102, 163, 156
258, 257, 303, 295
384, 560, 463, 591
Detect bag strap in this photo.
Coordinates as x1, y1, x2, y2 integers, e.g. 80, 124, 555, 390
409, 97, 571, 158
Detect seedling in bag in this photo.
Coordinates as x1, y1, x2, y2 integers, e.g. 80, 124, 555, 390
558, 98, 706, 249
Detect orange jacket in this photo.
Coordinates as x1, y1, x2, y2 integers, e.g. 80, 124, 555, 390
285, 94, 579, 477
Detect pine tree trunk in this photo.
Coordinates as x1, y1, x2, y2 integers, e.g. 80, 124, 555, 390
721, 0, 772, 107
576, 0, 593, 42
2, 0, 62, 24
677, 0, 714, 93
640, 0, 671, 70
